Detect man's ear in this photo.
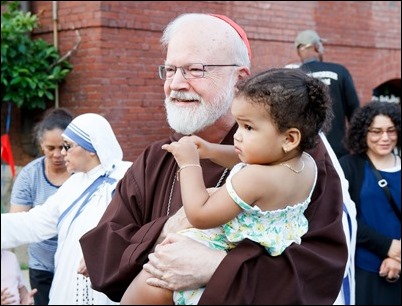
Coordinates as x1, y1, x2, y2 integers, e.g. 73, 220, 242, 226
238, 66, 251, 80
315, 42, 324, 54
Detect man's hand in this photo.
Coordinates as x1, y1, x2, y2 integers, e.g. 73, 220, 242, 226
77, 257, 89, 277
144, 233, 226, 291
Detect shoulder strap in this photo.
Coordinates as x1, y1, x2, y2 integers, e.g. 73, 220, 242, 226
366, 155, 401, 221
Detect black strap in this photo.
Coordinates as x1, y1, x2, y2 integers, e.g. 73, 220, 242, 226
366, 155, 401, 221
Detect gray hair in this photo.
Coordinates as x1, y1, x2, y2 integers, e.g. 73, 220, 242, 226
160, 13, 250, 68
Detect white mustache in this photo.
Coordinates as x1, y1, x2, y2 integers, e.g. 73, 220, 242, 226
169, 91, 202, 101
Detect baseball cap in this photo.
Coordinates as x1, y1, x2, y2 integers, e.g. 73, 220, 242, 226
294, 30, 326, 49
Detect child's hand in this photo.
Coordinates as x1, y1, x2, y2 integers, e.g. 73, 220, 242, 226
162, 141, 199, 167
379, 257, 401, 282
181, 135, 212, 159
1, 288, 17, 305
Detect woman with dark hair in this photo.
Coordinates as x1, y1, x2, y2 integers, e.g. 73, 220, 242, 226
340, 101, 401, 305
8, 108, 73, 305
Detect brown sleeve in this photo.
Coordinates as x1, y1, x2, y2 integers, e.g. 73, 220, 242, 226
199, 139, 348, 304
80, 143, 172, 302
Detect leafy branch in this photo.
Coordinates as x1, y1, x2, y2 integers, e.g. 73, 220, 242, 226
1, 1, 73, 109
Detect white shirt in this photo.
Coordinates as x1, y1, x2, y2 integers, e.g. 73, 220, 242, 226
1, 161, 132, 305
320, 133, 357, 305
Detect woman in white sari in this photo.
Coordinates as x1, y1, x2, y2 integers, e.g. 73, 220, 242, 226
1, 113, 132, 305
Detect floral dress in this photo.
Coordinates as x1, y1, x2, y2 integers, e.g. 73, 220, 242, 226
174, 155, 317, 305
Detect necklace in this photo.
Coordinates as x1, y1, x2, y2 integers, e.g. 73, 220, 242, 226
166, 167, 228, 216
280, 160, 305, 173
76, 274, 94, 305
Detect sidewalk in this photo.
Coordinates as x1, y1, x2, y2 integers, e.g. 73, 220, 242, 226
22, 269, 31, 290
15, 245, 30, 291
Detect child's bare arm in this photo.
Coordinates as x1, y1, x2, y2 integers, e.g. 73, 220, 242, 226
121, 269, 173, 305
182, 135, 239, 169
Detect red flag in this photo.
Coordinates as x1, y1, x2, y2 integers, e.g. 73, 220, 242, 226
1, 134, 16, 177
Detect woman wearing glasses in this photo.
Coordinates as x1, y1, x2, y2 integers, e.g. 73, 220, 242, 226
340, 101, 401, 305
8, 107, 73, 305
1, 113, 132, 305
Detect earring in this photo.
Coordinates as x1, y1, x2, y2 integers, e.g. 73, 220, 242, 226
283, 147, 288, 154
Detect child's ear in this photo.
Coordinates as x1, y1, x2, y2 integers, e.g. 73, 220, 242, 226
284, 128, 301, 151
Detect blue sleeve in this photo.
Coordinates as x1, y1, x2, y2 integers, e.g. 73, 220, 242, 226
10, 164, 35, 207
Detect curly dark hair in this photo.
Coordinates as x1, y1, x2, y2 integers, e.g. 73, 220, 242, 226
235, 68, 333, 151
343, 101, 401, 154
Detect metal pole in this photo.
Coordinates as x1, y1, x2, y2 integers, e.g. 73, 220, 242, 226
53, 1, 59, 108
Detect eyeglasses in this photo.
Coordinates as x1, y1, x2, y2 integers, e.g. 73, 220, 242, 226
62, 143, 77, 152
158, 63, 239, 80
367, 127, 398, 140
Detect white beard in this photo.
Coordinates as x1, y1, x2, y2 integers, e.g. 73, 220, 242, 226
165, 79, 235, 135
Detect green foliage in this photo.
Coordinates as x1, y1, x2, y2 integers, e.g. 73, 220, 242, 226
1, 1, 72, 109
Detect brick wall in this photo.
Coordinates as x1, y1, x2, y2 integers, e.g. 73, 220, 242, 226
2, 1, 401, 165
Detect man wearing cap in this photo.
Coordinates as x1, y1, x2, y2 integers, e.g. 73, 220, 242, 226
295, 29, 360, 159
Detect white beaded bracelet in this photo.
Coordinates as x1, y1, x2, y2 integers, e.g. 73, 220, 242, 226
176, 164, 201, 181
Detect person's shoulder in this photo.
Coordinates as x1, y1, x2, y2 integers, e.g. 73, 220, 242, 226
112, 160, 133, 177
339, 153, 352, 162
121, 160, 133, 168
231, 162, 247, 172
1, 249, 12, 256
127, 135, 178, 176
20, 156, 44, 172
136, 136, 176, 162
321, 61, 351, 73
339, 153, 364, 168
57, 171, 83, 187
144, 137, 172, 152
339, 153, 362, 162
1, 249, 17, 261
13, 157, 44, 183
301, 61, 346, 78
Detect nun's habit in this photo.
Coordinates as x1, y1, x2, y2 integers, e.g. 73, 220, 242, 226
1, 113, 132, 305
